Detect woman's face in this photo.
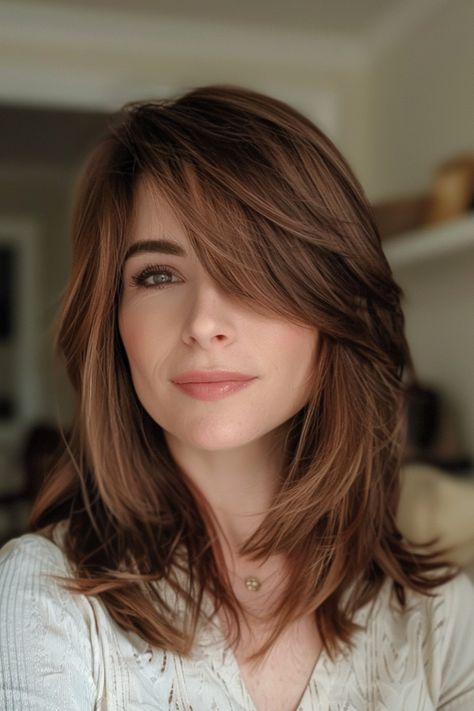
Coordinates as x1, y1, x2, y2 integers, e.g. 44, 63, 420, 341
118, 180, 318, 452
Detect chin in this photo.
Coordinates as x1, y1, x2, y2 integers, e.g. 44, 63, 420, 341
169, 423, 262, 452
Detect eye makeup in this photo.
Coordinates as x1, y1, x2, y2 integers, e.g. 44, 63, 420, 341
129, 263, 181, 290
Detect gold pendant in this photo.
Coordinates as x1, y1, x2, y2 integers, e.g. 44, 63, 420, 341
244, 576, 261, 591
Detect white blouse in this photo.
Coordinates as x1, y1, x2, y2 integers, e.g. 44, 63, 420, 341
1, 520, 473, 711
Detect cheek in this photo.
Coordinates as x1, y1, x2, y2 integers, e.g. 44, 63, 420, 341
118, 308, 152, 369
280, 325, 318, 367
278, 326, 318, 394
118, 310, 136, 356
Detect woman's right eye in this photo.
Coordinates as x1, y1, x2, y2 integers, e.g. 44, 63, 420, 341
129, 265, 181, 290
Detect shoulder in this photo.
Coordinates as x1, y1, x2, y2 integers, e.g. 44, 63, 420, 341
400, 570, 474, 654
426, 571, 474, 709
0, 521, 97, 637
394, 568, 474, 624
366, 571, 474, 709
0, 522, 88, 641
369, 568, 474, 627
429, 568, 474, 622
0, 522, 75, 602
0, 523, 69, 571
0, 525, 99, 710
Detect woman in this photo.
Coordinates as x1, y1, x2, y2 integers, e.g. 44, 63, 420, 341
1, 84, 473, 711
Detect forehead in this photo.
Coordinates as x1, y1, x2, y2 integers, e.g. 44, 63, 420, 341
128, 178, 188, 246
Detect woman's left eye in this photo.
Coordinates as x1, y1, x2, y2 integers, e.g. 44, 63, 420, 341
129, 265, 181, 289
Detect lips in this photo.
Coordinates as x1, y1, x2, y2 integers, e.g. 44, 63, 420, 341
171, 370, 255, 384
172, 378, 256, 401
171, 369, 257, 401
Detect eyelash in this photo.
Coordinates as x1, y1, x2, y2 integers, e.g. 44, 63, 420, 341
129, 264, 181, 290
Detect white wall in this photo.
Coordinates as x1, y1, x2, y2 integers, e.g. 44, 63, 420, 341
368, 0, 474, 456
368, 0, 473, 201
392, 243, 474, 457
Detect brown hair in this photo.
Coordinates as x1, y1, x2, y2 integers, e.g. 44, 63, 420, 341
29, 83, 457, 668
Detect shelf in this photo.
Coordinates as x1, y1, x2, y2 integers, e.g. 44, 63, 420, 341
382, 213, 474, 268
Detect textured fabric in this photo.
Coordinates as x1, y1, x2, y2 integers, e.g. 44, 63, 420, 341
1, 521, 474, 710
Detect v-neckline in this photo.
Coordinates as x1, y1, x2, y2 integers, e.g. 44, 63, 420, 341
207, 606, 334, 711
226, 637, 330, 711
183, 570, 381, 710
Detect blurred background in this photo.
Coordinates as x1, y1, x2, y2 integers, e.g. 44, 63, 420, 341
0, 0, 473, 577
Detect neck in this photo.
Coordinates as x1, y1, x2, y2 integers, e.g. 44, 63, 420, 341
164, 422, 289, 552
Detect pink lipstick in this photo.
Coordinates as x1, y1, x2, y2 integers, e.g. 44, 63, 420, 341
171, 370, 257, 401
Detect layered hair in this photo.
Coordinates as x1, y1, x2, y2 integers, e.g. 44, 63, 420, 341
29, 83, 456, 668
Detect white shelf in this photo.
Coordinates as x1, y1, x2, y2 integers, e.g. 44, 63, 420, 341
382, 213, 474, 268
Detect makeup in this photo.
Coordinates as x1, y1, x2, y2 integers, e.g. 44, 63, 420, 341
172, 379, 256, 401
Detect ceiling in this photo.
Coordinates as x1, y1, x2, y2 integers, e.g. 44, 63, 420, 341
0, 0, 441, 168
21, 0, 409, 35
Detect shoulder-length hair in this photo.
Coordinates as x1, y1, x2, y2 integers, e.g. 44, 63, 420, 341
29, 83, 456, 668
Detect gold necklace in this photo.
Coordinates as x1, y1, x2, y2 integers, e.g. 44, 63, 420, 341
230, 554, 281, 592
244, 575, 261, 591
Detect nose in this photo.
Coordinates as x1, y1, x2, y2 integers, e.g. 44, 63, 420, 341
181, 282, 236, 348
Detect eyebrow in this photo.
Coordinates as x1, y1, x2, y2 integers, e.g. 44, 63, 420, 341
123, 238, 188, 263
